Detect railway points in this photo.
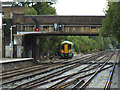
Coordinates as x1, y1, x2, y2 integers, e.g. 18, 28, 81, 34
1, 51, 119, 89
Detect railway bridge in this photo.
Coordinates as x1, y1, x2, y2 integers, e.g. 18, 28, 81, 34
12, 14, 105, 59
13, 14, 105, 36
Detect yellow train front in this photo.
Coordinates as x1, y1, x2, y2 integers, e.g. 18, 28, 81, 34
60, 41, 74, 59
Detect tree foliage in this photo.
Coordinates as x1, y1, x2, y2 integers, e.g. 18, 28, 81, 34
38, 36, 119, 56
32, 2, 56, 15
24, 5, 37, 15
12, 2, 56, 15
100, 2, 120, 43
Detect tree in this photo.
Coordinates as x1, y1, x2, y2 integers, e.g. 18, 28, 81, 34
24, 5, 37, 15
12, 2, 56, 15
32, 2, 56, 15
100, 2, 120, 44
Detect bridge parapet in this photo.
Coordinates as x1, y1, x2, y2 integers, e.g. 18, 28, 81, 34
13, 14, 105, 25
15, 24, 101, 36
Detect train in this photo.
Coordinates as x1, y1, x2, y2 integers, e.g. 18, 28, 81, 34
59, 41, 74, 59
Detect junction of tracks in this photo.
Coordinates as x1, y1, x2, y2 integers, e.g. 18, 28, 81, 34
1, 51, 120, 89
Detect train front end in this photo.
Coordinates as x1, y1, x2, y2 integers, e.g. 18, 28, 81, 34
60, 41, 74, 59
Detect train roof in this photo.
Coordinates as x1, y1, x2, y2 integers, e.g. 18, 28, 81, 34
61, 41, 73, 44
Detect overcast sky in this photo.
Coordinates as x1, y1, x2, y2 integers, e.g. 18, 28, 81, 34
54, 0, 108, 16
1, 0, 108, 16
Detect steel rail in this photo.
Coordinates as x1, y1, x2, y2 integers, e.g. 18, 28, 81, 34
26, 64, 101, 89
104, 52, 118, 90
2, 51, 99, 76
1, 65, 55, 80
44, 54, 109, 89
27, 54, 109, 89
1, 53, 92, 78
41, 52, 98, 64
46, 54, 111, 89
60, 51, 107, 65
54, 65, 113, 90
2, 64, 64, 85
2, 51, 104, 79
71, 80, 85, 90
79, 53, 114, 90
2, 52, 94, 74
12, 51, 106, 89
13, 63, 83, 89
46, 65, 101, 89
3, 52, 99, 85
104, 65, 115, 90
1, 64, 44, 76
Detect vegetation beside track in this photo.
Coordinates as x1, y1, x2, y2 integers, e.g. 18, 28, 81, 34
37, 36, 119, 56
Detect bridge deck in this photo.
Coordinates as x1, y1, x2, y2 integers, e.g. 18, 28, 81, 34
14, 31, 99, 36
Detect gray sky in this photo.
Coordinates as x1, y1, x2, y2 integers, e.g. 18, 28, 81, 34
1, 0, 108, 15
54, 0, 108, 15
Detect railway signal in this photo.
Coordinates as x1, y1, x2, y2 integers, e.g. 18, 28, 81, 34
32, 17, 39, 32
58, 24, 62, 31
35, 28, 39, 31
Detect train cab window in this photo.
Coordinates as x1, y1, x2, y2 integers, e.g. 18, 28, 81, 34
68, 44, 71, 49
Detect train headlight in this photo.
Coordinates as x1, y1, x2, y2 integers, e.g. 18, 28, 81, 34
61, 50, 64, 53
69, 50, 71, 53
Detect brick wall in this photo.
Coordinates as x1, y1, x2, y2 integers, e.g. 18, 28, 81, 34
2, 7, 25, 19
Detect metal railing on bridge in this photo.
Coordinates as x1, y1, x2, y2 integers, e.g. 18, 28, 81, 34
16, 24, 102, 35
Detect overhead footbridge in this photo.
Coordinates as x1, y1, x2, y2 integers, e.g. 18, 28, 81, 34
13, 14, 105, 36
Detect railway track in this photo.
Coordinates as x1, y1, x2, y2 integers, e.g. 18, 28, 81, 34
2, 51, 119, 90
104, 52, 119, 90
46, 53, 115, 90
79, 53, 114, 89
11, 51, 117, 89
1, 51, 100, 76
2, 51, 105, 85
